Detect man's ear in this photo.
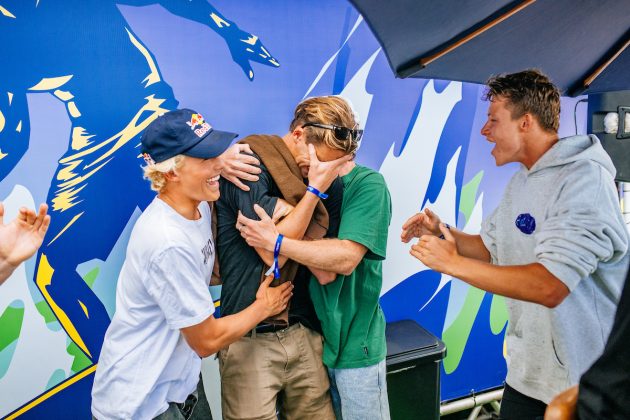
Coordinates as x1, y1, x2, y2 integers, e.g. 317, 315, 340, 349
164, 170, 178, 182
521, 113, 533, 131
292, 126, 305, 143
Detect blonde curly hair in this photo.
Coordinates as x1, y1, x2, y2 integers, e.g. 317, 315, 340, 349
142, 155, 185, 192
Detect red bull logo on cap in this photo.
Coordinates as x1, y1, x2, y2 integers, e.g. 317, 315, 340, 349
186, 113, 212, 138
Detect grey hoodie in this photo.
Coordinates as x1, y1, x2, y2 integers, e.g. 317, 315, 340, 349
480, 134, 629, 404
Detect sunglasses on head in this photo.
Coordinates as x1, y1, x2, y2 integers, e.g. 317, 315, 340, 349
302, 122, 363, 142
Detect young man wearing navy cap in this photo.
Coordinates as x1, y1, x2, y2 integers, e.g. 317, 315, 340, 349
91, 109, 293, 420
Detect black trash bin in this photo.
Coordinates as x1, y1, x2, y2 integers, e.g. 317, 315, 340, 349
386, 320, 446, 420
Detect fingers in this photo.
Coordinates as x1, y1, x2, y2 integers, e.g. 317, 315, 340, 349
253, 204, 271, 222
236, 210, 251, 229
401, 213, 423, 230
260, 274, 274, 288
40, 215, 51, 236
409, 244, 424, 262
277, 281, 293, 297
307, 144, 319, 164
235, 154, 260, 168
32, 203, 49, 231
224, 175, 250, 192
401, 213, 423, 243
23, 208, 37, 225
239, 143, 253, 155
439, 223, 454, 242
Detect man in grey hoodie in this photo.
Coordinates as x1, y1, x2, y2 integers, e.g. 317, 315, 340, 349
401, 69, 629, 419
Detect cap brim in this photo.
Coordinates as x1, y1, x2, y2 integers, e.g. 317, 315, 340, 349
183, 128, 238, 159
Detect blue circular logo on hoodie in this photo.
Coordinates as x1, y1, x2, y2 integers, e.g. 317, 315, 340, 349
515, 213, 536, 234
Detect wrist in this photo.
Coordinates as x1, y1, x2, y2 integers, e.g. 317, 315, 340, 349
448, 254, 467, 278
306, 185, 328, 200
252, 299, 271, 320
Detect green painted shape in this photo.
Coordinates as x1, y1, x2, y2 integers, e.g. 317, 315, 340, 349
46, 369, 67, 391
459, 171, 484, 223
35, 300, 57, 324
66, 341, 93, 373
489, 294, 509, 334
83, 267, 100, 288
442, 287, 485, 374
0, 304, 25, 353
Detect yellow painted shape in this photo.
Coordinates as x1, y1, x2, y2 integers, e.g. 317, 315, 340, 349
15, 120, 22, 133
58, 94, 168, 168
214, 300, 221, 308
210, 12, 230, 28
29, 75, 73, 91
0, 109, 4, 132
54, 89, 74, 101
78, 300, 89, 319
0, 149, 8, 160
0, 5, 15, 18
47, 212, 84, 245
269, 58, 279, 67
57, 159, 109, 193
7, 91, 13, 105
260, 46, 270, 57
5, 365, 97, 419
71, 127, 95, 150
249, 70, 253, 79
56, 159, 81, 182
51, 184, 87, 212
35, 253, 91, 357
67, 101, 81, 118
241, 35, 258, 46
125, 27, 160, 87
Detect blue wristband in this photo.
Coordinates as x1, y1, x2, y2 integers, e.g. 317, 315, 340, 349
273, 234, 284, 279
306, 185, 328, 200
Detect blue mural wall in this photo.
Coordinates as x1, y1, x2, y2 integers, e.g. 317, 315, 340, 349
0, 1, 587, 417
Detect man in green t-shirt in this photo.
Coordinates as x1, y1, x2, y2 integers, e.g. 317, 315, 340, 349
236, 125, 392, 420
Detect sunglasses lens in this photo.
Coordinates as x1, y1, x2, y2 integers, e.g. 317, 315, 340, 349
333, 127, 350, 140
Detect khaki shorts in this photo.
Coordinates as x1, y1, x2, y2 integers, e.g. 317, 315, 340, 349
218, 323, 334, 420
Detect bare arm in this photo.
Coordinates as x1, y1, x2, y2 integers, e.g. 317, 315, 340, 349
544, 385, 578, 420
241, 145, 352, 267
412, 225, 569, 308
237, 204, 368, 276
181, 276, 292, 357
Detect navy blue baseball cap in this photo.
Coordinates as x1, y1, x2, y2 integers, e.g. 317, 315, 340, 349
140, 109, 238, 164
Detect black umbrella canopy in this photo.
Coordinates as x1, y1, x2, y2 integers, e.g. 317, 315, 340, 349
349, 0, 630, 96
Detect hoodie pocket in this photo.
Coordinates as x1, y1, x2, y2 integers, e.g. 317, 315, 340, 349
551, 337, 565, 368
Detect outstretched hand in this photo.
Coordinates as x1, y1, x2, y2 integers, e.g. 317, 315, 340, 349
0, 203, 50, 283
401, 208, 442, 243
237, 204, 278, 251
410, 223, 458, 274
221, 143, 261, 192
256, 274, 293, 317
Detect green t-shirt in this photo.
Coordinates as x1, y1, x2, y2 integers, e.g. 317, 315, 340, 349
309, 164, 392, 369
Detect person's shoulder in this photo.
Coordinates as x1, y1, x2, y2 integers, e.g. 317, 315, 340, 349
351, 165, 387, 188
